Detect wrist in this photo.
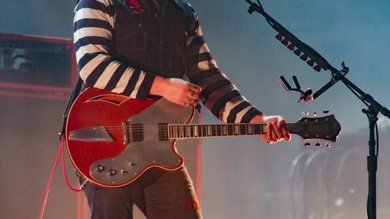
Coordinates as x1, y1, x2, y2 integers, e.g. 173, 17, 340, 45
150, 76, 167, 96
250, 113, 265, 124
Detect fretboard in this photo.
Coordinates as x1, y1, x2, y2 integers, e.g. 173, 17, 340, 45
166, 123, 265, 140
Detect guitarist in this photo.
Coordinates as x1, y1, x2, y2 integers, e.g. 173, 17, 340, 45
73, 0, 291, 218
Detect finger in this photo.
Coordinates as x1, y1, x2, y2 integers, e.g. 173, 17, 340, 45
270, 125, 278, 142
266, 124, 276, 143
278, 120, 291, 140
272, 120, 284, 140
260, 134, 269, 143
189, 84, 202, 95
186, 96, 197, 105
182, 95, 199, 107
187, 91, 200, 101
187, 89, 201, 103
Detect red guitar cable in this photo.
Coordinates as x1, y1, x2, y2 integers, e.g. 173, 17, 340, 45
39, 136, 83, 219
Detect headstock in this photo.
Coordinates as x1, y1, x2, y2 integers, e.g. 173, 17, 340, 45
287, 111, 341, 147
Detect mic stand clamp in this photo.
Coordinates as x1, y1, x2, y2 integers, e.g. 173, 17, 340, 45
279, 75, 313, 103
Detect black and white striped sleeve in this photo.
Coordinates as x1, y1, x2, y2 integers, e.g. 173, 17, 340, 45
186, 26, 263, 124
73, 0, 155, 99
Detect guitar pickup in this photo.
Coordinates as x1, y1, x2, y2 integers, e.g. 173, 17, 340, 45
122, 121, 144, 144
69, 126, 114, 142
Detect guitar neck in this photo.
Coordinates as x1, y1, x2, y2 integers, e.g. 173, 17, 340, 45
127, 115, 339, 143
165, 123, 295, 140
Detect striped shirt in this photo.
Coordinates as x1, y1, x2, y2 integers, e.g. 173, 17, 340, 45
73, 0, 262, 123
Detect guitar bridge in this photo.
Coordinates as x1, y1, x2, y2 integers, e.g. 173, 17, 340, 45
122, 121, 131, 145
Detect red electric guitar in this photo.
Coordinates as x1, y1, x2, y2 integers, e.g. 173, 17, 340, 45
65, 87, 341, 188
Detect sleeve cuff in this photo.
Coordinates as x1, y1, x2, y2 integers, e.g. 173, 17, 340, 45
136, 73, 156, 99
241, 107, 263, 123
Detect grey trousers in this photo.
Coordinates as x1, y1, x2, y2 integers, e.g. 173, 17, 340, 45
81, 166, 203, 219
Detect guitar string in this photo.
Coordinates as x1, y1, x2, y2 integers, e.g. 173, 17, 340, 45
73, 123, 265, 132
69, 124, 267, 138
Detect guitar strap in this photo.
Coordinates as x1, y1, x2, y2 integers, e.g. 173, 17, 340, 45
58, 77, 83, 139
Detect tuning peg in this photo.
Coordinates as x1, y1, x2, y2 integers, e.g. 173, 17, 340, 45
287, 43, 295, 50
294, 48, 302, 56
313, 64, 322, 72
275, 33, 283, 41
313, 112, 317, 117
302, 111, 309, 117
281, 38, 289, 46
300, 54, 308, 61
315, 140, 321, 147
304, 140, 311, 147
326, 142, 332, 148
323, 110, 329, 115
307, 59, 315, 67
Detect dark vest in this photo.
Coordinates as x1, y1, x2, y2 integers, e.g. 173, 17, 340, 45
112, 0, 197, 78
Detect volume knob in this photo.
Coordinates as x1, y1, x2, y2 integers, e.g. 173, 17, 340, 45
108, 169, 117, 176
96, 165, 105, 172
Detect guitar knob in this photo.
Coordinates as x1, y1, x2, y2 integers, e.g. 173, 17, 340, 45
108, 169, 117, 176
96, 165, 105, 172
120, 170, 128, 174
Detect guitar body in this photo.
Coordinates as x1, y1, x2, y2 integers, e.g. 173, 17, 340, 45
65, 87, 195, 188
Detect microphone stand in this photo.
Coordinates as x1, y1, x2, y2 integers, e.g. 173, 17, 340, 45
243, 1, 390, 218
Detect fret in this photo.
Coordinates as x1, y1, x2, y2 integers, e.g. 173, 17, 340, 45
254, 124, 262, 135
183, 125, 187, 138
194, 125, 199, 137
202, 125, 207, 137
173, 125, 176, 139
227, 124, 233, 136
177, 125, 181, 138
216, 125, 222, 136
234, 124, 240, 135
187, 125, 192, 138
240, 124, 247, 135
180, 125, 186, 138
207, 125, 212, 136
222, 125, 227, 136
247, 124, 253, 135
176, 125, 180, 138
173, 125, 178, 139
